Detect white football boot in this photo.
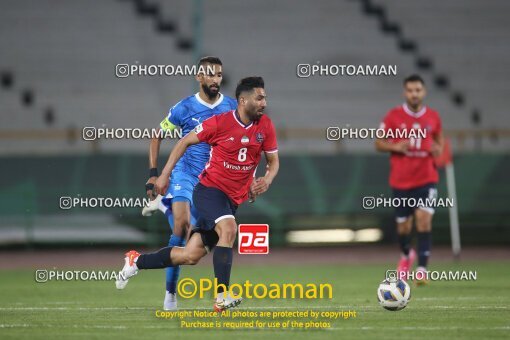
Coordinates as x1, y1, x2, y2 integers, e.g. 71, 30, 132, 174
115, 250, 140, 289
164, 291, 178, 310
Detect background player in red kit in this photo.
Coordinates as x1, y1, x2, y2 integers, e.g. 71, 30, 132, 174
375, 74, 444, 284
115, 77, 279, 310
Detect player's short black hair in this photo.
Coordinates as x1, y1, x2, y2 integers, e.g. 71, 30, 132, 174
404, 74, 425, 86
198, 56, 222, 66
235, 77, 265, 100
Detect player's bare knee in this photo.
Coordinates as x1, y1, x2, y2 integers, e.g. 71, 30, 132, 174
186, 256, 199, 265
221, 228, 236, 243
415, 210, 432, 232
397, 219, 412, 234
216, 228, 236, 247
416, 220, 432, 232
216, 220, 237, 244
183, 251, 200, 265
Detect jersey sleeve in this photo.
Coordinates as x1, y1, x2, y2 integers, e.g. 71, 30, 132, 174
194, 115, 218, 143
379, 110, 395, 137
160, 100, 185, 131
263, 119, 278, 153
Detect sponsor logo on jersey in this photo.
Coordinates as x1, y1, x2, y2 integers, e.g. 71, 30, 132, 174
194, 123, 203, 134
223, 161, 255, 171
256, 132, 264, 143
241, 136, 250, 145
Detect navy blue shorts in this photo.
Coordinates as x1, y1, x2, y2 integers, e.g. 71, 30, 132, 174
392, 183, 437, 223
191, 183, 238, 251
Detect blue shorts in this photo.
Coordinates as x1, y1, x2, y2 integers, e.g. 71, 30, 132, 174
161, 170, 200, 226
191, 182, 238, 251
392, 183, 437, 223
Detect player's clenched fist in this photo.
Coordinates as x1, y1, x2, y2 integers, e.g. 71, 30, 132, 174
155, 175, 169, 196
146, 176, 158, 199
392, 140, 410, 154
430, 141, 443, 157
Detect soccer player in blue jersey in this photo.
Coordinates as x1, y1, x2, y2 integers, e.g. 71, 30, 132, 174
142, 56, 237, 310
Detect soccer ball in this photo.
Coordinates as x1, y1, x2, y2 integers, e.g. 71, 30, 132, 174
377, 279, 411, 311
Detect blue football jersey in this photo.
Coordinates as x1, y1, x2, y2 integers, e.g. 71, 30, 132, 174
159, 93, 237, 177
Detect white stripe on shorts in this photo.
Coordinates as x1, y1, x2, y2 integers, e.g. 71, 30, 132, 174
215, 214, 235, 223
417, 206, 435, 215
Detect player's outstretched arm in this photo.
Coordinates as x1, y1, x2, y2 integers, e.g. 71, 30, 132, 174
155, 131, 200, 195
251, 151, 279, 196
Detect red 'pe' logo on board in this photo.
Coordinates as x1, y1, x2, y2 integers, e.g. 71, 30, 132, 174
238, 224, 269, 254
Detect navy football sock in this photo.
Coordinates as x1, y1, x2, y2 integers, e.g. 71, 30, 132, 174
166, 235, 185, 293
136, 247, 173, 269
417, 232, 431, 268
213, 246, 233, 296
398, 233, 411, 257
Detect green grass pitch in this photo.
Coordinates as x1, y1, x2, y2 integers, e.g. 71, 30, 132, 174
1, 262, 509, 339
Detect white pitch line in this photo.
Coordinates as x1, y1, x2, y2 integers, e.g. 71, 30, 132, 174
0, 324, 31, 328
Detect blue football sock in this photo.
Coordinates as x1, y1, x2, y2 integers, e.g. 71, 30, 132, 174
165, 209, 174, 229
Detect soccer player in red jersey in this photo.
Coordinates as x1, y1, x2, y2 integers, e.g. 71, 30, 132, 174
115, 77, 279, 310
375, 75, 444, 284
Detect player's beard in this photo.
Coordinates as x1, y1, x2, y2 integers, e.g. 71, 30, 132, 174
246, 104, 264, 122
202, 83, 220, 100
407, 98, 423, 111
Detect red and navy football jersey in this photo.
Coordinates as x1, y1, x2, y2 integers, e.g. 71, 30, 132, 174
380, 104, 442, 190
194, 110, 278, 204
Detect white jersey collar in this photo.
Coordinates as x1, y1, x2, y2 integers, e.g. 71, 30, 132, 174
232, 110, 253, 129
403, 103, 426, 118
195, 92, 224, 109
